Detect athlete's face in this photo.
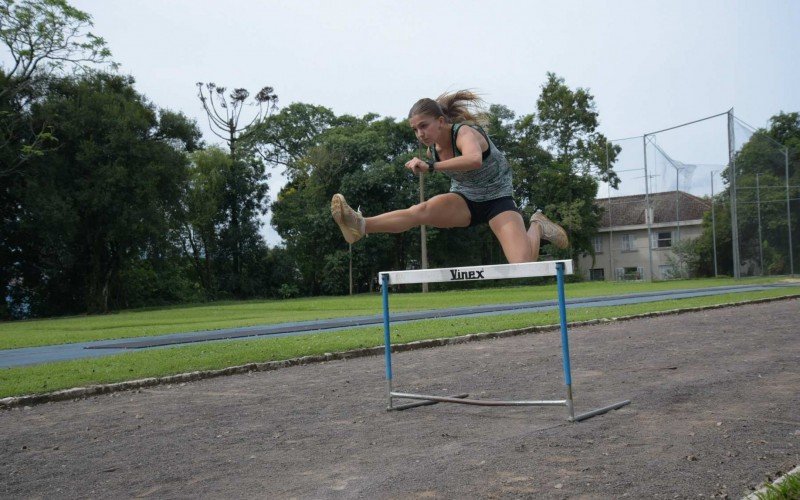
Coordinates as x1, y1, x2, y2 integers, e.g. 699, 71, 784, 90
409, 114, 446, 146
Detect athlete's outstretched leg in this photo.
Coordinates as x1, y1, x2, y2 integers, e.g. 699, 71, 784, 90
332, 193, 471, 244
367, 193, 470, 233
488, 211, 534, 263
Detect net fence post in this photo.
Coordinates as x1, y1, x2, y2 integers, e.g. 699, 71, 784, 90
642, 135, 655, 281
728, 109, 741, 278
711, 171, 719, 277
786, 147, 795, 276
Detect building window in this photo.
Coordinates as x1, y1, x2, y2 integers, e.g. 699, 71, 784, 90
652, 231, 672, 249
615, 267, 643, 281
592, 235, 603, 253
620, 234, 636, 252
590, 268, 605, 281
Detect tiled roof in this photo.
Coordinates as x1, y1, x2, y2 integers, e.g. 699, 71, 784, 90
596, 191, 711, 228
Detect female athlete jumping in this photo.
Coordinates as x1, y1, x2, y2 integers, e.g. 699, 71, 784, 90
331, 90, 567, 262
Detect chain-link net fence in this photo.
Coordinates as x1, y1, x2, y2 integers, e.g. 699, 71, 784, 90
581, 111, 797, 281
729, 116, 797, 277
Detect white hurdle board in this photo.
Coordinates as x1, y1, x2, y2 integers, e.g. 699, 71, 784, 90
378, 259, 630, 421
379, 259, 574, 286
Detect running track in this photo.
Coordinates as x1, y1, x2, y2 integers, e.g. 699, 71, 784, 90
1, 283, 795, 368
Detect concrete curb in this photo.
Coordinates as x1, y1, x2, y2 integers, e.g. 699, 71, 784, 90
742, 464, 800, 499
1, 294, 798, 410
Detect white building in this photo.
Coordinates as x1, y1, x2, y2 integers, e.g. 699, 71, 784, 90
576, 191, 711, 281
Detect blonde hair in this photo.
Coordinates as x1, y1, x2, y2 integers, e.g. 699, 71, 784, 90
408, 90, 487, 125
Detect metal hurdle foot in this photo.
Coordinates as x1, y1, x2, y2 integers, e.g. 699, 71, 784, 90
390, 392, 630, 421
388, 393, 470, 411
391, 392, 566, 407
571, 400, 631, 422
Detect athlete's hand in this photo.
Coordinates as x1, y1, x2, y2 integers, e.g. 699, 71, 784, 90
404, 157, 427, 175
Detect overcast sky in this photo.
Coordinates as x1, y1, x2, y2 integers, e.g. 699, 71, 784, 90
59, 1, 800, 244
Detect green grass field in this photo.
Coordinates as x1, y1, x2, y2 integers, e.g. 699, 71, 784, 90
0, 276, 790, 350
1, 284, 798, 399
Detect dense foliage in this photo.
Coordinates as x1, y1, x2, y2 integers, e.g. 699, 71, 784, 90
695, 112, 800, 276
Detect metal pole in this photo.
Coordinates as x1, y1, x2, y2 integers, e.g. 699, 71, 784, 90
608, 183, 614, 281
606, 142, 613, 281
349, 244, 353, 295
728, 110, 741, 278
786, 148, 795, 276
756, 173, 764, 274
556, 262, 575, 420
419, 173, 429, 293
418, 141, 429, 293
711, 172, 719, 277
390, 392, 565, 407
644, 110, 731, 137
381, 275, 393, 409
643, 136, 655, 281
675, 167, 681, 242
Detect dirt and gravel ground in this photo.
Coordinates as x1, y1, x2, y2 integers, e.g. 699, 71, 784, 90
1, 299, 798, 499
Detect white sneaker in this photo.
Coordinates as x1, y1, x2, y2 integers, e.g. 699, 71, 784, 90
331, 194, 365, 244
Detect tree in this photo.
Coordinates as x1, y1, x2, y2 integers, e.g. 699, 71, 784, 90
1, 0, 115, 174
702, 112, 800, 276
267, 78, 623, 294
195, 82, 277, 295
6, 73, 201, 315
266, 107, 515, 295
196, 82, 277, 158
531, 73, 620, 260
179, 147, 230, 296
485, 77, 619, 263
536, 73, 620, 187
250, 102, 337, 172
1, 0, 117, 317
269, 113, 436, 295
0, 0, 113, 81
664, 238, 702, 278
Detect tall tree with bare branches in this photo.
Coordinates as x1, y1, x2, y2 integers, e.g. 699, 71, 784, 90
196, 83, 277, 159
193, 83, 278, 295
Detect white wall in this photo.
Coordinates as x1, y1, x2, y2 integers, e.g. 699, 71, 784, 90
577, 223, 704, 281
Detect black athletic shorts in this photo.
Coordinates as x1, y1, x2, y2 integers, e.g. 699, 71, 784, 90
453, 193, 519, 227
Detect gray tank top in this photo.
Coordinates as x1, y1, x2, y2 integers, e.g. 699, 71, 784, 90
432, 123, 513, 202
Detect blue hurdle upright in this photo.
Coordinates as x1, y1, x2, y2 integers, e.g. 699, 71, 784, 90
379, 260, 631, 422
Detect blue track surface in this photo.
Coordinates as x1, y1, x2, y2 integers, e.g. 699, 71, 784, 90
1, 284, 794, 369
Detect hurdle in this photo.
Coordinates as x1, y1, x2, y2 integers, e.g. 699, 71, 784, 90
379, 260, 630, 422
